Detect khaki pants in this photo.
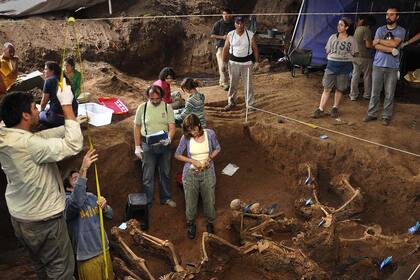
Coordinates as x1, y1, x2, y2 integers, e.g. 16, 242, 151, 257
183, 168, 216, 224
216, 47, 229, 86
350, 57, 373, 99
78, 250, 114, 280
228, 61, 254, 106
11, 215, 75, 280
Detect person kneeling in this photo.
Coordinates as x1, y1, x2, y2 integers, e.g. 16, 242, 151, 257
174, 114, 221, 239
65, 149, 114, 280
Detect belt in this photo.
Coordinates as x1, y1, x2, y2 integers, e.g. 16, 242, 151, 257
12, 212, 63, 224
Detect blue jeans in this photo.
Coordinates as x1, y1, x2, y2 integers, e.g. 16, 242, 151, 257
367, 66, 398, 119
141, 142, 172, 205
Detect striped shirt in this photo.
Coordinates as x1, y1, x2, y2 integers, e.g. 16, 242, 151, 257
175, 92, 206, 127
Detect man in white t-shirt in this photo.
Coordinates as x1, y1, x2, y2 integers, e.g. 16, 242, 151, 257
222, 16, 260, 111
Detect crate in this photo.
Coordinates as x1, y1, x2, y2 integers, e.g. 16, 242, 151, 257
77, 102, 113, 126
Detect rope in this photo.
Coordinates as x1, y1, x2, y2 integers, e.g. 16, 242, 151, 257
72, 11, 420, 22
247, 105, 420, 159
408, 264, 419, 280
1, 11, 420, 24
61, 17, 109, 280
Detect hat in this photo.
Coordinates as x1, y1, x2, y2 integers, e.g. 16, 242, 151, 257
404, 69, 420, 83
234, 16, 244, 23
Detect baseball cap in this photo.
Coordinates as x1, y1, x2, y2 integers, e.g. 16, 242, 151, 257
234, 16, 244, 23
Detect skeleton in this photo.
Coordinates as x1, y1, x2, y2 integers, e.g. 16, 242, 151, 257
200, 232, 328, 279
295, 164, 364, 227
111, 219, 193, 280
229, 198, 300, 243
110, 163, 415, 280
339, 222, 420, 252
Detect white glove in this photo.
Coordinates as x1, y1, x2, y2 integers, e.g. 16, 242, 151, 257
135, 145, 143, 160
391, 48, 399, 56
159, 137, 171, 146
57, 79, 74, 105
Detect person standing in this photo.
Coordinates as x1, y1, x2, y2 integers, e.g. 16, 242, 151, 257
210, 8, 235, 91
0, 42, 19, 94
222, 16, 260, 111
364, 6, 406, 126
65, 149, 114, 280
350, 15, 374, 101
0, 81, 83, 279
133, 85, 177, 208
175, 114, 221, 239
312, 17, 358, 119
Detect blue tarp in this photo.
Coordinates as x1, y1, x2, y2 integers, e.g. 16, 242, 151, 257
291, 0, 415, 66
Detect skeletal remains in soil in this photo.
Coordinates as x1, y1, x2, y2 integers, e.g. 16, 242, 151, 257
111, 163, 418, 279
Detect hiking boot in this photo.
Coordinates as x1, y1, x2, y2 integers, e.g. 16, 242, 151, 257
163, 199, 176, 208
222, 103, 235, 112
223, 85, 230, 91
187, 222, 196, 239
382, 118, 391, 126
363, 115, 377, 122
206, 223, 214, 234
312, 108, 325, 118
330, 107, 339, 118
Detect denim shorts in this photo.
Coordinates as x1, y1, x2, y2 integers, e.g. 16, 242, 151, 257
322, 72, 350, 92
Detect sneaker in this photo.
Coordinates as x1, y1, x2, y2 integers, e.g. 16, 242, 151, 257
330, 107, 339, 118
362, 96, 371, 100
222, 103, 235, 112
350, 96, 357, 101
312, 108, 325, 118
223, 85, 230, 91
382, 118, 390, 126
363, 115, 377, 122
163, 199, 176, 208
206, 223, 214, 234
187, 222, 196, 239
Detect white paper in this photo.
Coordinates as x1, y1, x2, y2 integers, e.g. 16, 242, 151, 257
118, 222, 127, 230
222, 163, 239, 176
18, 70, 43, 81
147, 130, 166, 137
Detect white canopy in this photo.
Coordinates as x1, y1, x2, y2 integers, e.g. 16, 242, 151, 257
0, 0, 106, 17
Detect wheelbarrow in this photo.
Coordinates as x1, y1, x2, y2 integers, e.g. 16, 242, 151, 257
289, 48, 312, 77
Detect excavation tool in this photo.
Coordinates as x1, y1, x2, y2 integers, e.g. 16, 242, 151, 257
60, 16, 109, 279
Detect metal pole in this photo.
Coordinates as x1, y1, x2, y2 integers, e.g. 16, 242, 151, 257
288, 0, 306, 55
108, 0, 113, 15
245, 67, 250, 123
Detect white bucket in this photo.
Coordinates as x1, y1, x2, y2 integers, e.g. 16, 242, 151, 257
77, 103, 113, 126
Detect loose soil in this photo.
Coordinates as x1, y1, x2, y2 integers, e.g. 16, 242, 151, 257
0, 0, 419, 279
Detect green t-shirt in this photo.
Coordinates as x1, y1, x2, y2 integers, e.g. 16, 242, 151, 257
70, 69, 82, 98
134, 101, 175, 136
354, 26, 372, 58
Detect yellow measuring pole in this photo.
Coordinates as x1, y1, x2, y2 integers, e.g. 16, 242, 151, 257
61, 17, 109, 279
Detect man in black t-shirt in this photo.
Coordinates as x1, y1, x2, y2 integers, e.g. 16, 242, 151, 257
210, 8, 234, 91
